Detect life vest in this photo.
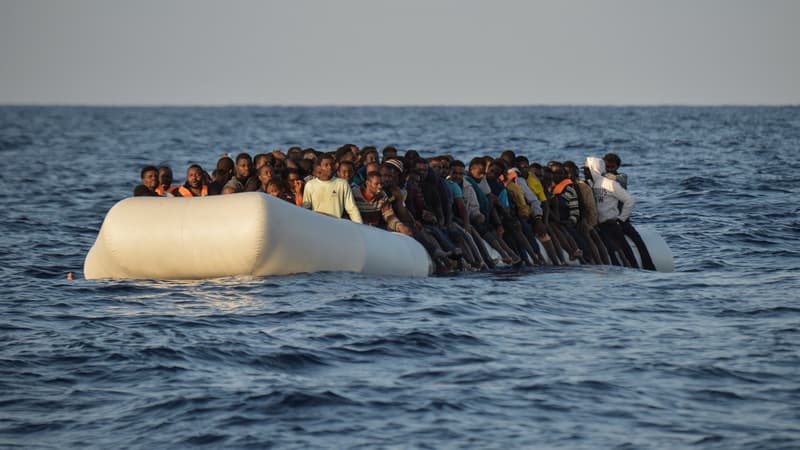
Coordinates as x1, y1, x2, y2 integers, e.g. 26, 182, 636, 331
178, 184, 208, 197
155, 185, 180, 197
551, 178, 573, 195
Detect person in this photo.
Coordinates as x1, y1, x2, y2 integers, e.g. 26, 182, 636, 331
353, 171, 411, 235
337, 160, 356, 187
133, 166, 160, 197
302, 154, 363, 223
154, 166, 180, 196
382, 145, 398, 163
584, 156, 638, 267
464, 157, 518, 264
265, 179, 294, 203
256, 165, 276, 194
602, 152, 656, 270
207, 156, 234, 195
602, 153, 628, 190
503, 168, 547, 265
564, 160, 609, 265
285, 168, 305, 207
224, 152, 252, 193
244, 153, 271, 191
177, 164, 210, 197
445, 160, 492, 269
548, 162, 594, 263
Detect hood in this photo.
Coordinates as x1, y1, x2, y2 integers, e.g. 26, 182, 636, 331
585, 156, 618, 192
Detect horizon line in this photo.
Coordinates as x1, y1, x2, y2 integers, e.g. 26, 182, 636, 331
1, 102, 798, 108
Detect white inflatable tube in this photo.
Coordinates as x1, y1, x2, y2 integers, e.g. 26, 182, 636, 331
84, 192, 433, 280
627, 227, 674, 272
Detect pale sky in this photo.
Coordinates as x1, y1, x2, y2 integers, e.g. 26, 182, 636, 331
1, 0, 798, 106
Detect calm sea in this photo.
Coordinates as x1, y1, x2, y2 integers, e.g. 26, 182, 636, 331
1, 106, 798, 449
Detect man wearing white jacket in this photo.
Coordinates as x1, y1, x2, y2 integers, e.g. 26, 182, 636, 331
583, 156, 638, 268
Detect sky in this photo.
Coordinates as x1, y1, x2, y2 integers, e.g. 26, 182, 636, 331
1, 0, 798, 106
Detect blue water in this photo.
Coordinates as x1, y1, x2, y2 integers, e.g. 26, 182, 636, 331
1, 106, 799, 448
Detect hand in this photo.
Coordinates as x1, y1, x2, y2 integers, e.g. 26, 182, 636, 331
397, 223, 412, 236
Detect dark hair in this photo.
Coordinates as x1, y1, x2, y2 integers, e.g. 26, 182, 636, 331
603, 153, 621, 166
266, 178, 286, 192
216, 156, 234, 171
450, 160, 465, 169
235, 152, 252, 164
500, 150, 516, 162
317, 153, 335, 165
253, 153, 270, 167
515, 155, 530, 165
490, 159, 507, 171
365, 171, 381, 182
338, 160, 355, 171
468, 157, 485, 169
187, 164, 204, 173
140, 165, 158, 179
362, 147, 379, 158
334, 146, 353, 162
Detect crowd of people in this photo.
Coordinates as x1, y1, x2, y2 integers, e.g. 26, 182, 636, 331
133, 145, 656, 273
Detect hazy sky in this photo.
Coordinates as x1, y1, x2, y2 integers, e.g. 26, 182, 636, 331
1, 0, 798, 105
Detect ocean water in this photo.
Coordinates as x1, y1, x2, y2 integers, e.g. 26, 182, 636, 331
1, 106, 799, 449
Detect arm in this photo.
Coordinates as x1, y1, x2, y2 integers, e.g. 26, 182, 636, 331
614, 182, 634, 222
342, 183, 363, 224
301, 180, 314, 210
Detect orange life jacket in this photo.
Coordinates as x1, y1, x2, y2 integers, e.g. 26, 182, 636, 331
178, 185, 208, 197
155, 185, 181, 196
551, 178, 574, 195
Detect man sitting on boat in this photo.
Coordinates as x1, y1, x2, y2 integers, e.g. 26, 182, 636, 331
301, 154, 363, 224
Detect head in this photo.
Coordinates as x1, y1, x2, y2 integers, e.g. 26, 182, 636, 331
515, 156, 530, 178
235, 153, 253, 180
362, 147, 379, 165
140, 166, 159, 190
500, 150, 516, 167
548, 162, 566, 184
429, 157, 449, 178
186, 164, 205, 189
530, 162, 543, 179
316, 154, 335, 181
214, 156, 234, 184
486, 159, 506, 183
363, 171, 383, 196
286, 168, 304, 191
414, 159, 428, 179
266, 179, 284, 197
303, 148, 318, 161
287, 146, 303, 162
448, 160, 466, 185
253, 153, 270, 172
468, 157, 486, 182
603, 153, 621, 174
382, 146, 398, 163
335, 146, 354, 163
380, 165, 394, 189
258, 164, 275, 187
158, 166, 173, 187
337, 160, 355, 183
563, 160, 579, 181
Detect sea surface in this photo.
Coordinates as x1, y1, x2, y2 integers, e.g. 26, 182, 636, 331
1, 106, 798, 449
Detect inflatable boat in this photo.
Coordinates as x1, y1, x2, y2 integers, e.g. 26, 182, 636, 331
84, 193, 432, 279
83, 192, 673, 280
